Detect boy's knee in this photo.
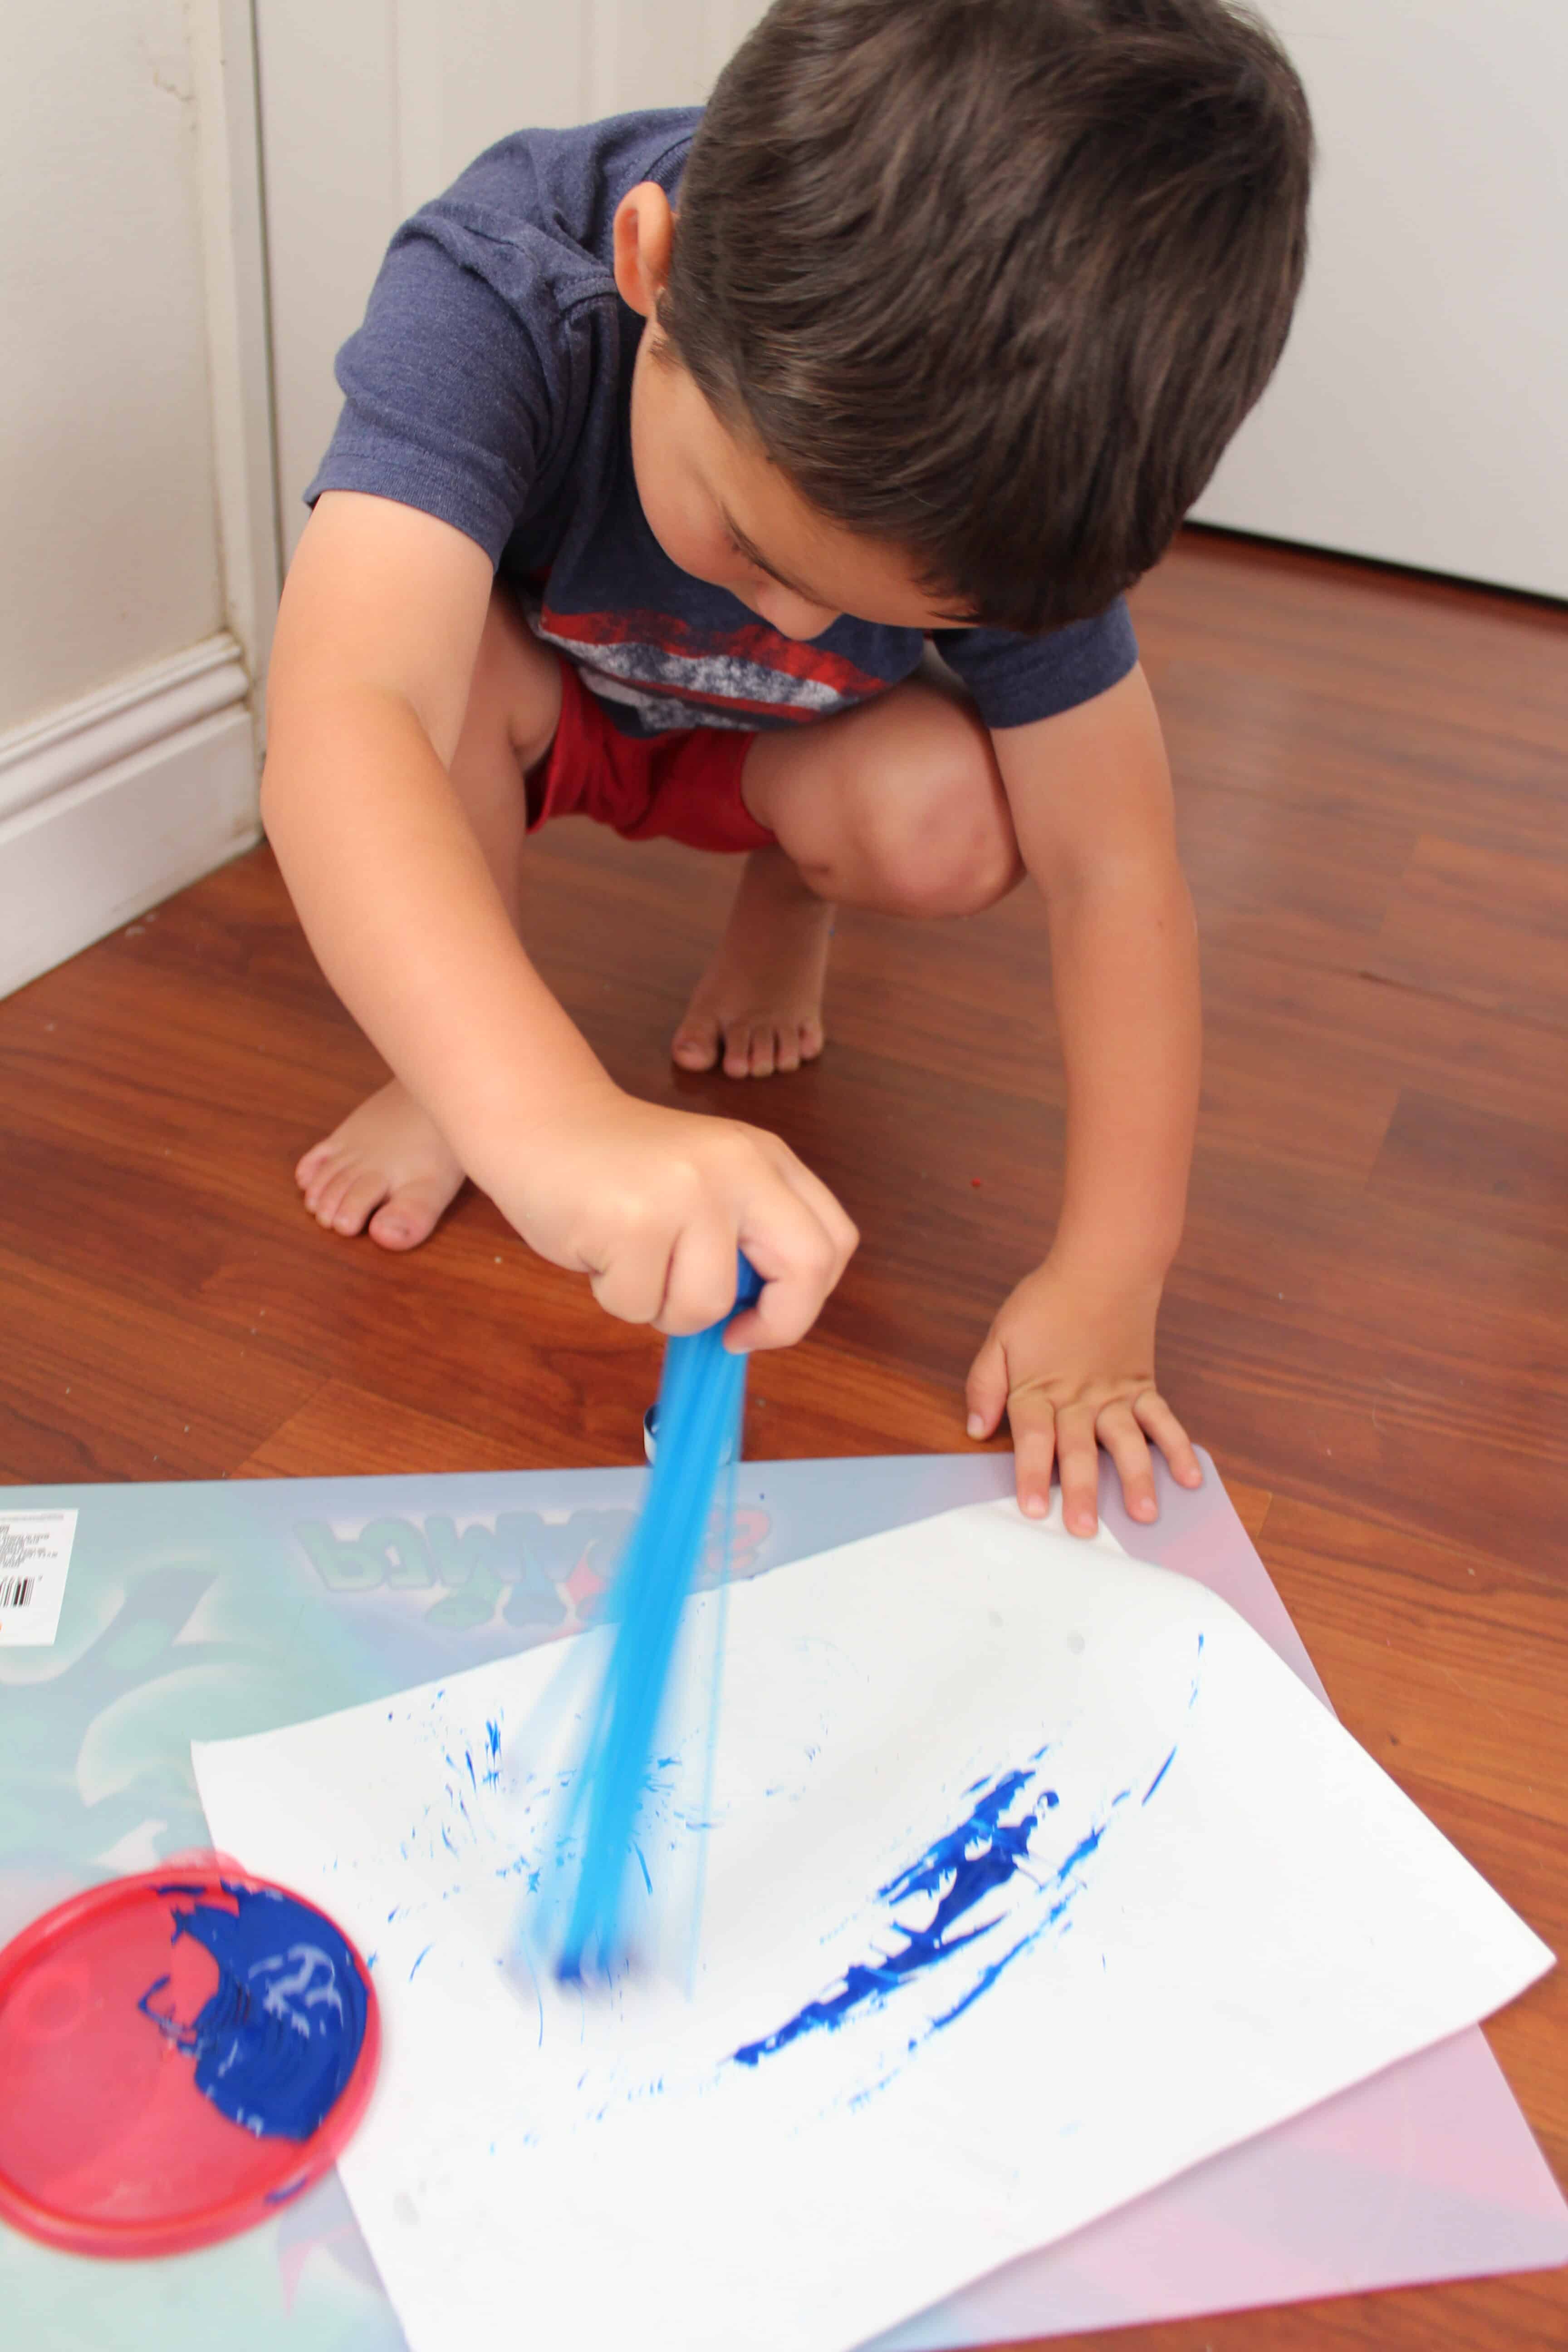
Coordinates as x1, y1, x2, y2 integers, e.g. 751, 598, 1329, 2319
860, 737, 1022, 919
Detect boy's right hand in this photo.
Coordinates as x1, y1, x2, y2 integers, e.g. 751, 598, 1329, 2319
479, 1085, 858, 1352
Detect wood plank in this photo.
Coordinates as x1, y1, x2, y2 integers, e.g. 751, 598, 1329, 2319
1368, 1089, 1568, 1247
1201, 942, 1568, 1142
1369, 835, 1568, 1030
0, 1244, 324, 1484
235, 1377, 561, 1479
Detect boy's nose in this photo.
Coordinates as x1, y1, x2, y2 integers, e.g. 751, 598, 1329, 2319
754, 584, 840, 641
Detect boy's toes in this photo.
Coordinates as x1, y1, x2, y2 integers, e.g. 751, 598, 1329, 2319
799, 1014, 825, 1063
306, 1161, 356, 1229
368, 1182, 448, 1251
745, 1023, 778, 1079
671, 1016, 721, 1072
295, 1141, 333, 1195
299, 1150, 346, 1213
773, 1025, 802, 1074
326, 1166, 393, 1237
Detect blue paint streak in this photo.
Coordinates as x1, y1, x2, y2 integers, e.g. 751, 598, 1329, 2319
734, 1764, 1082, 2068
1054, 1821, 1106, 1876
1142, 1747, 1177, 1804
409, 1943, 434, 1980
929, 1889, 1074, 2033
137, 1884, 366, 2142
553, 1254, 761, 1980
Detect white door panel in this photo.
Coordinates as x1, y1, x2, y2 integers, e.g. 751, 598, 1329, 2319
1194, 1, 1568, 596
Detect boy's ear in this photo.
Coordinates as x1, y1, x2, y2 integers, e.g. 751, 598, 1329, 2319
612, 183, 676, 321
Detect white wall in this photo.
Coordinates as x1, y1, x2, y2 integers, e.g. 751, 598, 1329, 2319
1194, 0, 1568, 598
259, 0, 769, 556
0, 0, 275, 999
2, 2, 223, 731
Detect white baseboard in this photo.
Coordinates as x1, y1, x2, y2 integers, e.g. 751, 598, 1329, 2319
0, 640, 260, 998
0, 635, 251, 825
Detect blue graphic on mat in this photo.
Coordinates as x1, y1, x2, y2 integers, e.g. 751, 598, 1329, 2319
732, 1755, 1127, 2068
138, 1883, 367, 2140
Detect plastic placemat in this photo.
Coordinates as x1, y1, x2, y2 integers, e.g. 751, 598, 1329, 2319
1, 1450, 1563, 2350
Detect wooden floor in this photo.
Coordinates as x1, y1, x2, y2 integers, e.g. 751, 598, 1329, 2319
2, 527, 1565, 2346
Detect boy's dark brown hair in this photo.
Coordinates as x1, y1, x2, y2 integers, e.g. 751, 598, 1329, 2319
659, 0, 1313, 631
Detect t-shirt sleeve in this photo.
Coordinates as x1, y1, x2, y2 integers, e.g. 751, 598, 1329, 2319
304, 213, 570, 566
932, 599, 1139, 730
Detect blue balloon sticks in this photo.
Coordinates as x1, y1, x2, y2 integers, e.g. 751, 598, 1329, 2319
555, 1254, 763, 1981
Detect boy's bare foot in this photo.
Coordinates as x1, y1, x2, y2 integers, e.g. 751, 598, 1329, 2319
295, 1079, 466, 1250
672, 845, 833, 1078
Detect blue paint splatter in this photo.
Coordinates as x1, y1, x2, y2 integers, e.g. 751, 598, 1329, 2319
409, 1943, 434, 1980
734, 1763, 1085, 2068
484, 1719, 503, 1787
1142, 1747, 1177, 1803
137, 1884, 366, 2141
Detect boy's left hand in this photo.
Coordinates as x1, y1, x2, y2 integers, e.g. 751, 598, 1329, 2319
965, 1257, 1202, 1535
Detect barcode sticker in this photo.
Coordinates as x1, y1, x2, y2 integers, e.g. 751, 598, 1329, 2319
0, 1510, 78, 1646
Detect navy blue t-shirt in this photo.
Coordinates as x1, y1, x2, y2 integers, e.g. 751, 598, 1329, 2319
308, 109, 1137, 740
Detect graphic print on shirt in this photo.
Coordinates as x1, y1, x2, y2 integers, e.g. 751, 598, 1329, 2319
529, 598, 895, 735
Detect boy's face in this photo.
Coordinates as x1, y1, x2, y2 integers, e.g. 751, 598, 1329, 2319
617, 184, 968, 643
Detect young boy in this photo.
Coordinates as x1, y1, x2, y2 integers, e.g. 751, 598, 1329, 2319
265, 0, 1312, 1536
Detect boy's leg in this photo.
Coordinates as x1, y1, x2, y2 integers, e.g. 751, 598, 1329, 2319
295, 589, 564, 1247
673, 666, 1020, 1078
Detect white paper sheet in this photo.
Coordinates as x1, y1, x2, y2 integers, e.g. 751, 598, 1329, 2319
192, 1499, 1552, 2352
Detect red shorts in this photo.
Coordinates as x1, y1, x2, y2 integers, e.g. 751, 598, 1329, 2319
528, 659, 775, 854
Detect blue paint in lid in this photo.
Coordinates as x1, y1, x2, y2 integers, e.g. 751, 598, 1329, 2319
137, 1883, 368, 2141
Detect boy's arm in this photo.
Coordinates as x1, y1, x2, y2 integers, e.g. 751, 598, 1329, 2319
966, 662, 1204, 1534
262, 491, 856, 1346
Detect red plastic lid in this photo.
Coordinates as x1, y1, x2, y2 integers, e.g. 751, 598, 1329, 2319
0, 1859, 380, 2258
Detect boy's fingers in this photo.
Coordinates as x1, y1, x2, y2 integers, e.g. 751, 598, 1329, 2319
1054, 1405, 1102, 1537
727, 1190, 846, 1352
657, 1223, 744, 1337
589, 1243, 672, 1328
1008, 1390, 1058, 1521
1097, 1402, 1158, 1525
769, 1150, 860, 1272
725, 1155, 858, 1353
965, 1335, 1009, 1440
1134, 1391, 1203, 1487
